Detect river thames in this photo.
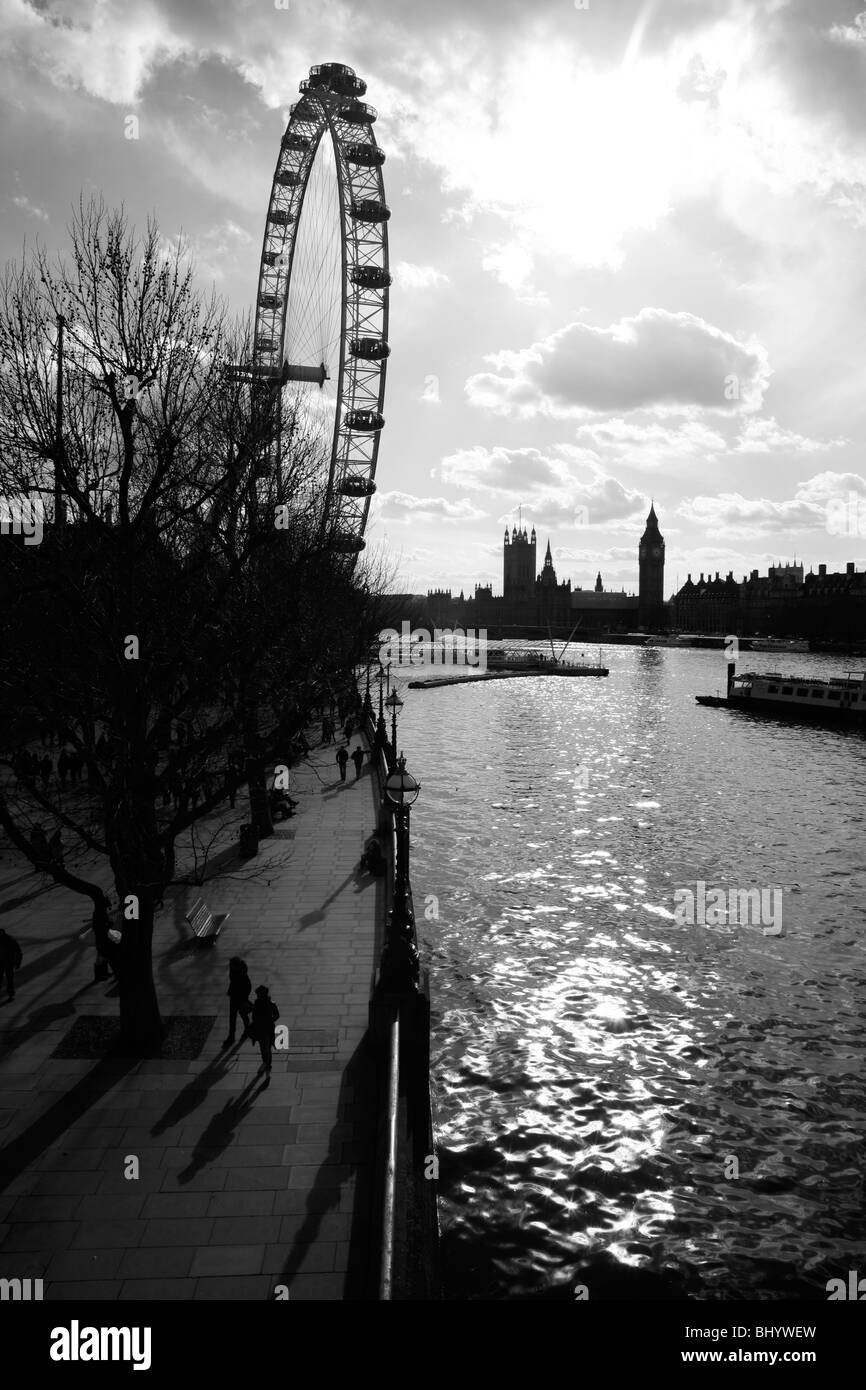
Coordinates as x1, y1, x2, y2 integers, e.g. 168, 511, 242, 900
392, 643, 866, 1300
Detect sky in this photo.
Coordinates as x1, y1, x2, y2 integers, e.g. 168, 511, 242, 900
2, 0, 866, 597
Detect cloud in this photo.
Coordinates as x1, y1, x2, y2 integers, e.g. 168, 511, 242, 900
677, 471, 866, 538
575, 417, 729, 464
465, 309, 770, 418
393, 261, 450, 290
11, 192, 48, 221
376, 491, 486, 523
0, 0, 193, 106
481, 242, 545, 303
732, 417, 846, 453
439, 446, 647, 527
829, 11, 866, 45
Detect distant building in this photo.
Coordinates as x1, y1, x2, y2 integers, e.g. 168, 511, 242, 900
671, 560, 866, 641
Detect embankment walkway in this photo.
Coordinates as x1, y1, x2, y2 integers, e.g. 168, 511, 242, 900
0, 732, 384, 1300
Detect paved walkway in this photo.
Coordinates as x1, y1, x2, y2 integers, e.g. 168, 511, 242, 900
0, 733, 384, 1300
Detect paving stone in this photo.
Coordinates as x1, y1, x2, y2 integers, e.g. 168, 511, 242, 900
159, 1168, 228, 1192
47, 1248, 125, 1280
96, 1169, 165, 1195
262, 1241, 337, 1273
208, 1216, 277, 1245
282, 1272, 346, 1300
119, 1278, 197, 1300
116, 1247, 197, 1279
3, 1221, 79, 1251
189, 1244, 264, 1278
141, 1192, 211, 1219
46, 1280, 122, 1300
277, 1212, 352, 1243
224, 1167, 291, 1192
193, 1275, 272, 1300
140, 1218, 214, 1247
69, 1219, 148, 1249
206, 1191, 275, 1218
9, 1195, 75, 1222
75, 1194, 148, 1220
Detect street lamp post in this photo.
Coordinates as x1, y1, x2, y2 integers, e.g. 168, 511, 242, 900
380, 754, 421, 993
385, 688, 403, 763
375, 665, 388, 752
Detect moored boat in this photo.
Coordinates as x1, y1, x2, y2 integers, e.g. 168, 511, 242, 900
696, 661, 866, 724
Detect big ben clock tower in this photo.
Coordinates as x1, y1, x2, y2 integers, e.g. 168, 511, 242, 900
638, 502, 665, 629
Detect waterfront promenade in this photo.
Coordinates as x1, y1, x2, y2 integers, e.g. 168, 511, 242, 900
0, 734, 384, 1300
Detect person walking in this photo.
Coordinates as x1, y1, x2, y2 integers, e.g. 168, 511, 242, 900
351, 746, 364, 780
250, 985, 279, 1072
0, 928, 22, 1001
336, 746, 349, 782
225, 957, 252, 1045
343, 716, 353, 743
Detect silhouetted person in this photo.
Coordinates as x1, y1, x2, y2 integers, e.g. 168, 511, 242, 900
224, 765, 239, 809
351, 746, 364, 780
344, 717, 353, 743
0, 928, 22, 1001
336, 746, 349, 782
48, 828, 64, 868
250, 985, 279, 1072
39, 754, 52, 789
225, 957, 252, 1045
360, 836, 386, 877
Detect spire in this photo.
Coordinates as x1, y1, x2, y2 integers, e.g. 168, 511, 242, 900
530, 525, 536, 540
544, 539, 553, 565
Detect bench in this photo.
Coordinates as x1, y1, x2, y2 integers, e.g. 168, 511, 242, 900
185, 897, 230, 946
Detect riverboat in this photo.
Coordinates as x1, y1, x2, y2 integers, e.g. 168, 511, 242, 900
746, 637, 810, 653
696, 662, 866, 724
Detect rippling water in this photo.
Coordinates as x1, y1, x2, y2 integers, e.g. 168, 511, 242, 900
393, 644, 866, 1300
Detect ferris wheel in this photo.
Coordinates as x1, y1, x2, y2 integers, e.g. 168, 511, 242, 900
250, 61, 390, 554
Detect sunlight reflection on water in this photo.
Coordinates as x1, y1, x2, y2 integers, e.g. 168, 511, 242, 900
394, 645, 866, 1299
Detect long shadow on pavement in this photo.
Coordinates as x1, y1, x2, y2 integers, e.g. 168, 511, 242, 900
176, 1070, 271, 1183
278, 1036, 378, 1299
0, 1053, 138, 1195
150, 1045, 244, 1137
0, 982, 93, 1057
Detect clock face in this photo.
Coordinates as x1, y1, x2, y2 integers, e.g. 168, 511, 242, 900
652, 546, 663, 559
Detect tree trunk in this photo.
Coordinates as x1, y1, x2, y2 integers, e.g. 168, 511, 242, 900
245, 754, 273, 839
116, 890, 163, 1053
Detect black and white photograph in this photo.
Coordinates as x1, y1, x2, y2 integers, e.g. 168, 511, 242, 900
0, 0, 864, 1357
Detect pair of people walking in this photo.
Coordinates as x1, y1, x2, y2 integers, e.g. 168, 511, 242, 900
225, 959, 279, 1072
336, 746, 365, 782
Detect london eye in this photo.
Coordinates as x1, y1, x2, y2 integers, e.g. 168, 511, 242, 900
249, 61, 390, 555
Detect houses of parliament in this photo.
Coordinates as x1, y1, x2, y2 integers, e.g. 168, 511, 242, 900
426, 505, 665, 634
423, 503, 866, 642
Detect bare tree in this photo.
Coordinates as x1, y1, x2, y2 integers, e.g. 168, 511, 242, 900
0, 199, 383, 1050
